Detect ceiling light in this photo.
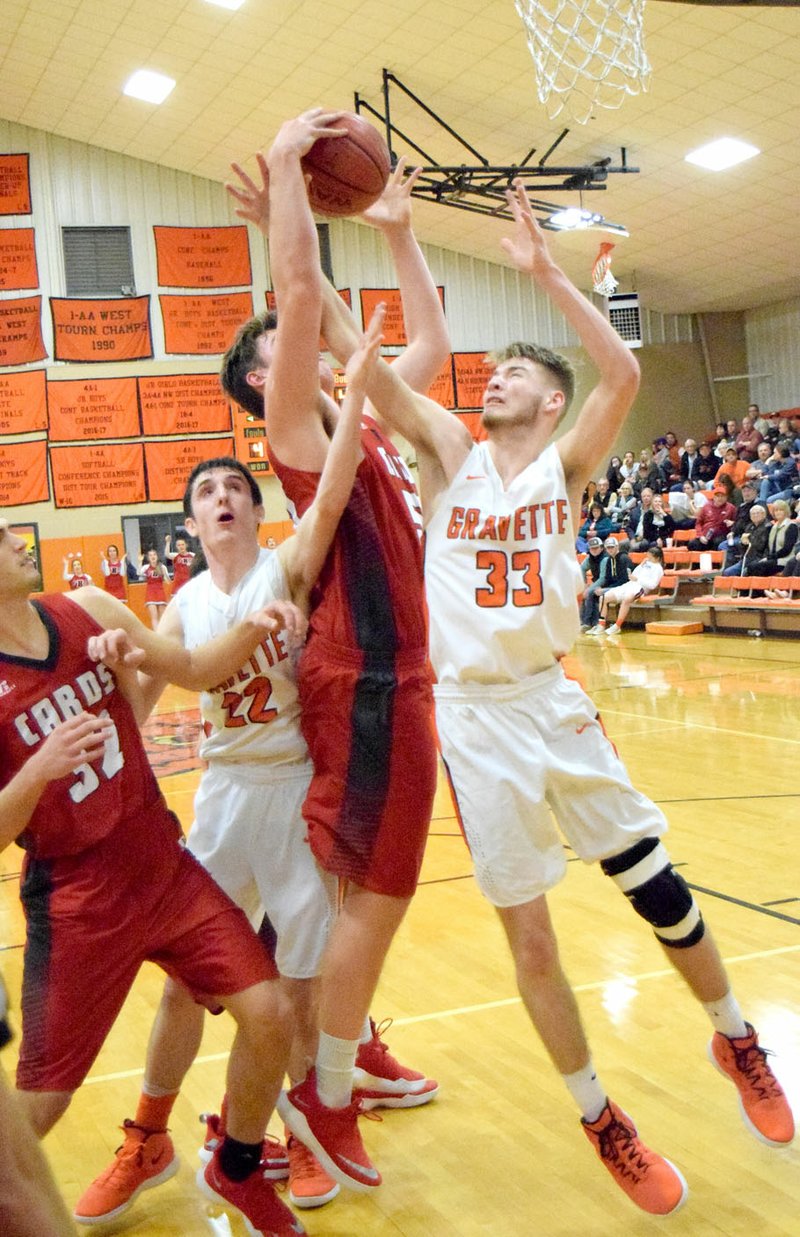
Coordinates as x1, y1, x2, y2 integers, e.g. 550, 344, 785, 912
548, 208, 629, 237
204, 0, 246, 8
685, 137, 759, 172
123, 69, 175, 105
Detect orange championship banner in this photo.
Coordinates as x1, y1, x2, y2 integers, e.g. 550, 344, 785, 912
0, 369, 47, 434
160, 292, 253, 356
139, 373, 232, 436
359, 286, 445, 347
453, 351, 494, 409
0, 154, 32, 215
145, 437, 236, 501
50, 296, 152, 362
0, 439, 48, 506
154, 226, 252, 288
47, 378, 140, 442
50, 443, 146, 508
231, 403, 270, 475
0, 228, 38, 290
0, 295, 46, 366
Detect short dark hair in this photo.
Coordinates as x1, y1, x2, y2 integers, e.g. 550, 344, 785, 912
183, 456, 262, 519
220, 310, 278, 418
487, 342, 575, 412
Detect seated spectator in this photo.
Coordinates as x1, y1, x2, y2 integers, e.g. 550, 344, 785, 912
588, 536, 635, 630
618, 450, 640, 488
749, 403, 772, 439
595, 475, 616, 516
589, 546, 665, 636
637, 447, 665, 495
628, 486, 655, 550
712, 421, 729, 450
581, 478, 598, 518
579, 536, 609, 631
734, 416, 763, 462
745, 499, 798, 574
722, 503, 771, 576
607, 479, 638, 531
716, 471, 743, 509
687, 488, 737, 549
576, 502, 614, 552
765, 540, 800, 596
720, 479, 759, 566
746, 440, 774, 484
758, 443, 798, 504
662, 431, 682, 486
606, 455, 625, 491
642, 494, 675, 549
714, 447, 750, 491
669, 480, 706, 530
676, 438, 703, 489
695, 441, 721, 488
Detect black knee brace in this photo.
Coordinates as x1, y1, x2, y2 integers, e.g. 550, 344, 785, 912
601, 838, 705, 949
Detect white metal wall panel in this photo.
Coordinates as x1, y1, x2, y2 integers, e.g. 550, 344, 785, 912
745, 298, 800, 414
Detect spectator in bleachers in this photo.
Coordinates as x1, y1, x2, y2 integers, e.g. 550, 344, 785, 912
662, 431, 682, 486
607, 479, 638, 532
743, 499, 798, 574
579, 536, 609, 631
758, 443, 798, 504
733, 416, 763, 462
714, 447, 750, 491
722, 503, 771, 576
765, 416, 792, 447
720, 479, 759, 565
581, 536, 634, 631
687, 488, 737, 550
618, 450, 640, 488
580, 478, 598, 517
595, 476, 616, 516
716, 470, 743, 509
628, 486, 655, 551
641, 493, 675, 549
676, 438, 703, 488
637, 448, 664, 495
576, 501, 614, 552
745, 440, 774, 485
695, 441, 721, 488
749, 403, 771, 439
589, 546, 665, 637
669, 480, 706, 530
606, 455, 625, 491
712, 421, 729, 449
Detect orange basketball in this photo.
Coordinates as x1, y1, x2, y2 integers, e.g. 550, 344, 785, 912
302, 113, 391, 217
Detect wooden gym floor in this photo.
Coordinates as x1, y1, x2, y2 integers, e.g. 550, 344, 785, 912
1, 629, 798, 1236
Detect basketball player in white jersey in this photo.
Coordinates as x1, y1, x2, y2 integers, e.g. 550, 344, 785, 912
319, 180, 794, 1216
74, 308, 386, 1229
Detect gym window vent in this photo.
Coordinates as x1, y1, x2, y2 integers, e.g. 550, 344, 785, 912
62, 226, 135, 297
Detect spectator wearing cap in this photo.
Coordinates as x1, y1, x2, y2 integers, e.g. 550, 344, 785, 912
687, 488, 737, 550
576, 501, 614, 553
588, 536, 635, 630
579, 537, 608, 629
695, 440, 721, 488
721, 479, 760, 568
714, 447, 750, 491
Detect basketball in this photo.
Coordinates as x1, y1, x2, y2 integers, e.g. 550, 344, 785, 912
302, 113, 391, 217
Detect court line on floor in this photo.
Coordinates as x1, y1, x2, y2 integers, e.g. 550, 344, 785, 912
599, 709, 800, 746
82, 942, 800, 1086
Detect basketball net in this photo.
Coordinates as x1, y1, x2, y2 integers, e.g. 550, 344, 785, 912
514, 0, 651, 123
592, 241, 618, 295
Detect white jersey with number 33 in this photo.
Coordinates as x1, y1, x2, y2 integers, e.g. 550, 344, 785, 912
425, 441, 582, 684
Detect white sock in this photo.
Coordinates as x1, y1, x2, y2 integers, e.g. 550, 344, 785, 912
141, 1079, 177, 1098
316, 1032, 358, 1109
358, 1016, 373, 1046
703, 991, 748, 1039
563, 1061, 607, 1123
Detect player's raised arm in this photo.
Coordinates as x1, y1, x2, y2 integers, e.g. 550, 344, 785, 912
500, 180, 640, 493
358, 158, 450, 396
282, 304, 385, 602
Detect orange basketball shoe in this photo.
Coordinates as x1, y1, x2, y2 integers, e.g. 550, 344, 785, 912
286, 1132, 340, 1209
73, 1120, 178, 1225
709, 1023, 795, 1146
581, 1101, 688, 1215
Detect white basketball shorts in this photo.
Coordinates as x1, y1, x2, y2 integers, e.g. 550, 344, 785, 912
187, 761, 338, 978
435, 663, 666, 907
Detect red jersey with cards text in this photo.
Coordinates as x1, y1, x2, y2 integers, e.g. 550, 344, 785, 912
0, 594, 164, 859
269, 416, 427, 653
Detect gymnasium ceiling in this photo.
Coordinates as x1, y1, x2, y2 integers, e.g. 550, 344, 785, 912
2, 0, 800, 316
